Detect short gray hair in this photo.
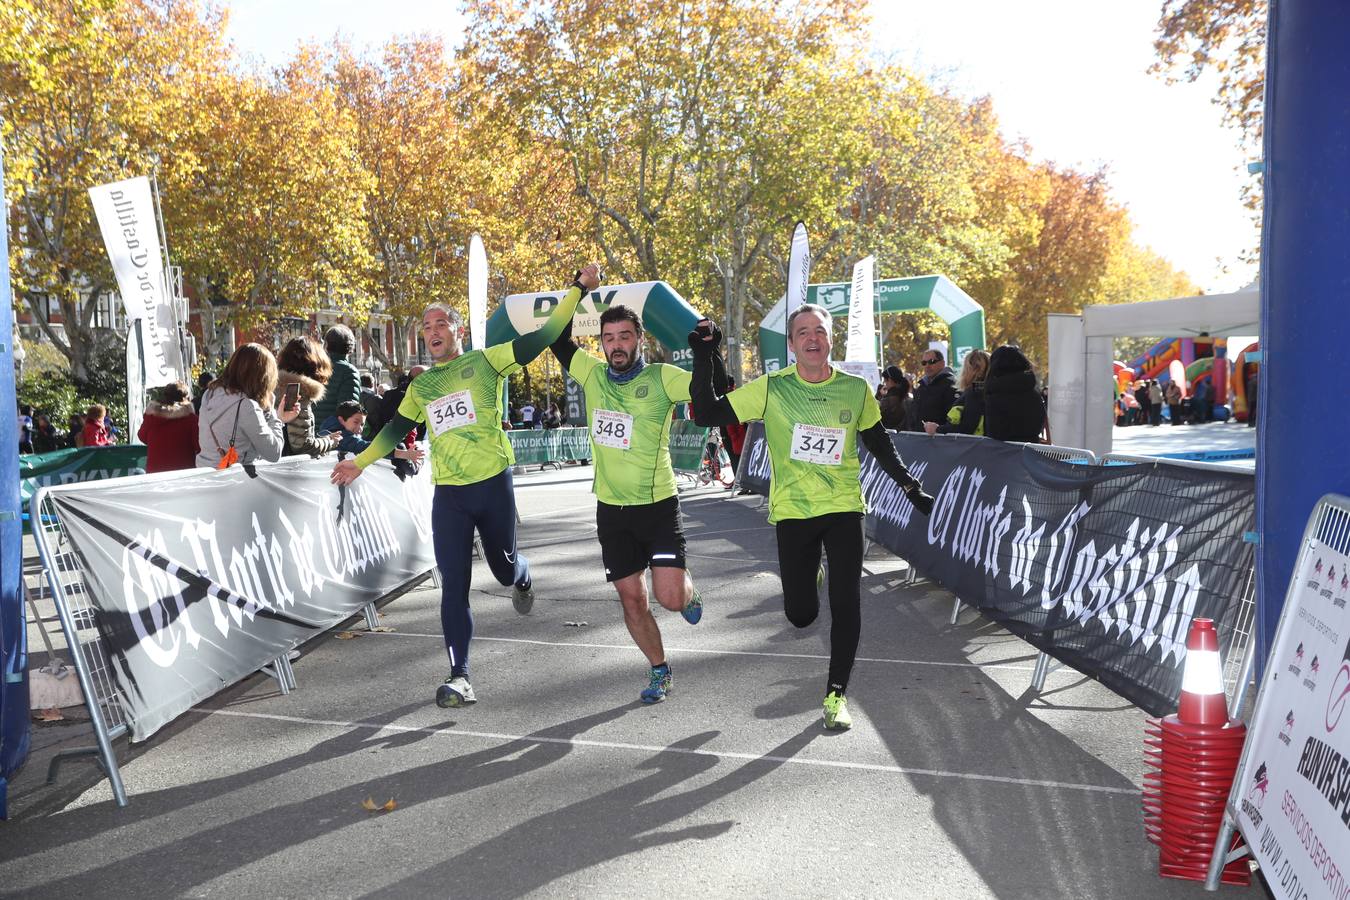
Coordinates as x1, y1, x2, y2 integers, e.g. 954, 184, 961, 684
423, 303, 462, 327
786, 303, 831, 335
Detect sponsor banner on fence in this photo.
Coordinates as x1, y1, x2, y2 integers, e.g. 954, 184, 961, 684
45, 458, 436, 741
737, 428, 1253, 716
1233, 536, 1350, 900
669, 419, 711, 473
506, 427, 592, 464
20, 446, 148, 513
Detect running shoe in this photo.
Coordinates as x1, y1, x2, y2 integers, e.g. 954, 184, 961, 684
512, 580, 534, 615
436, 674, 477, 708
823, 691, 852, 730
681, 589, 703, 625
641, 665, 673, 704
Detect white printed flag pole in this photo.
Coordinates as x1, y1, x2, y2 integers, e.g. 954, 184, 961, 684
784, 221, 810, 365
468, 233, 488, 351
844, 255, 876, 364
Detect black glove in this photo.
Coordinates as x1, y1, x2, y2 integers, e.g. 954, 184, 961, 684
687, 321, 723, 357
904, 483, 935, 517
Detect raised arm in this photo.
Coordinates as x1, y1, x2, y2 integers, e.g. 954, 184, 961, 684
549, 318, 579, 372
687, 320, 741, 427
512, 263, 600, 367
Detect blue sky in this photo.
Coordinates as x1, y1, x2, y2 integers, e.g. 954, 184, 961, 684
225, 0, 1259, 296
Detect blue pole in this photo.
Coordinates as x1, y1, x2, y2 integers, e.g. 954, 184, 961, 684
1256, 1, 1350, 669
0, 127, 32, 818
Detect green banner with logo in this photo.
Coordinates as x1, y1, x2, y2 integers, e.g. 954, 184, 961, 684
506, 427, 592, 464
20, 446, 149, 524
668, 419, 710, 473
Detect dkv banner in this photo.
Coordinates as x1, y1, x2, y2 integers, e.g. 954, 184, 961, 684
46, 458, 436, 740
88, 176, 183, 385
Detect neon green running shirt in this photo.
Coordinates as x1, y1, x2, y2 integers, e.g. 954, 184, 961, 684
354, 285, 583, 484
569, 351, 691, 505
728, 365, 881, 523
392, 343, 520, 485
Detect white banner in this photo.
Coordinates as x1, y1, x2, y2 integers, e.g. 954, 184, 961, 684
844, 255, 876, 364
126, 319, 146, 441
88, 176, 183, 386
501, 282, 659, 338
468, 233, 488, 351
784, 222, 810, 365
1232, 536, 1350, 899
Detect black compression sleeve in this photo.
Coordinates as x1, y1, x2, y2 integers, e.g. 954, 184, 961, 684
549, 319, 578, 371
690, 349, 740, 427
859, 422, 920, 491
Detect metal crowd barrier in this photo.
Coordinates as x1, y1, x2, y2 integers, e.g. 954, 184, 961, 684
29, 461, 434, 807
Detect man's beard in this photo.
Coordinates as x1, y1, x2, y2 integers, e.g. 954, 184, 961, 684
606, 350, 636, 373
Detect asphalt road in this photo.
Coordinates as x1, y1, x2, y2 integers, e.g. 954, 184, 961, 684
0, 466, 1252, 898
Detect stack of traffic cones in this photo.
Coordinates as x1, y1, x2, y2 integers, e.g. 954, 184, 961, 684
1141, 617, 1251, 885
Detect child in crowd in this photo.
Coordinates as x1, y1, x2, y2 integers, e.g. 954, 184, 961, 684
79, 404, 113, 447
329, 400, 423, 462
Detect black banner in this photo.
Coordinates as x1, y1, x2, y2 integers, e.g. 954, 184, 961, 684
737, 428, 1253, 716
47, 458, 437, 740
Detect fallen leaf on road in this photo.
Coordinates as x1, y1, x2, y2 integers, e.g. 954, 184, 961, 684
33, 707, 64, 722
382, 798, 397, 811
361, 796, 378, 811
369, 626, 396, 633
564, 621, 588, 628
361, 796, 397, 813
334, 631, 361, 640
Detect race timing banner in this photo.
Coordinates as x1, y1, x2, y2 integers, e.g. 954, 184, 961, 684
738, 428, 1254, 716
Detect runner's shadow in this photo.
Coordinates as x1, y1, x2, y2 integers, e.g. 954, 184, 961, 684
363, 724, 822, 898
2, 703, 635, 897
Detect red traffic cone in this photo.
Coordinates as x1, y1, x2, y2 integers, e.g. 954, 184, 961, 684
1177, 618, 1227, 725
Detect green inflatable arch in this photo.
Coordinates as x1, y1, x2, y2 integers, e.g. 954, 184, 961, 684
486, 280, 705, 369
758, 274, 986, 372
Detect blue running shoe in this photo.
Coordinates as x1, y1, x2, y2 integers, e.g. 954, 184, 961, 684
681, 589, 703, 625
640, 665, 672, 704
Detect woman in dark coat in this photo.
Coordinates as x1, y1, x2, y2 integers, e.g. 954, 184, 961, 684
983, 345, 1046, 443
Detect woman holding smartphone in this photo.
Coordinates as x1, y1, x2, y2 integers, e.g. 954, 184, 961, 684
196, 343, 300, 468
274, 336, 340, 457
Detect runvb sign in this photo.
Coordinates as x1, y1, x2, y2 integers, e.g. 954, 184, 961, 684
1226, 507, 1350, 899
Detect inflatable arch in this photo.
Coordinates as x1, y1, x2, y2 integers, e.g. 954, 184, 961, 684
486, 281, 704, 369
757, 275, 985, 373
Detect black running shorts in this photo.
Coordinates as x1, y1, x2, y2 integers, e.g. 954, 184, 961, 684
595, 496, 687, 582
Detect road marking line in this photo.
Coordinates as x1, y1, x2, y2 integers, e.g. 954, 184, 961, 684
197, 707, 1137, 796
360, 631, 1043, 672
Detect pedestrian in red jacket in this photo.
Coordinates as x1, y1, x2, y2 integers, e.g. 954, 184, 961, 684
138, 383, 199, 472
79, 404, 112, 447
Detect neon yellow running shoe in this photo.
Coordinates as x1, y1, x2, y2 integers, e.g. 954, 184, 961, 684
823, 691, 852, 730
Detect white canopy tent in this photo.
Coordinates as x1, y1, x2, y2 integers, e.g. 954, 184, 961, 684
1047, 287, 1260, 455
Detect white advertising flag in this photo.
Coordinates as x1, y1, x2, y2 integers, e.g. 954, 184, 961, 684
784, 222, 811, 365
468, 233, 488, 351
88, 176, 183, 385
844, 255, 876, 364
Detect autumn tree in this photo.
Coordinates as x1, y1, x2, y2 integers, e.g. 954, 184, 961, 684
0, 0, 230, 381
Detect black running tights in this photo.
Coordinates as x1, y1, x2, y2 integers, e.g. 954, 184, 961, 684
775, 512, 865, 695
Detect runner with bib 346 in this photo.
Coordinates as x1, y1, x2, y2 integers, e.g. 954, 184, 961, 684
331, 263, 600, 710
687, 304, 935, 731
549, 304, 711, 704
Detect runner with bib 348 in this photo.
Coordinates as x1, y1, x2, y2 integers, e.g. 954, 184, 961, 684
549, 304, 711, 704
331, 263, 600, 710
687, 304, 936, 731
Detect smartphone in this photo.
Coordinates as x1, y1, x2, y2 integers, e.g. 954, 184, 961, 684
283, 382, 301, 411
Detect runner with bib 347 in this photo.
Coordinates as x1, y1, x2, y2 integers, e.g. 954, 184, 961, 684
687, 304, 936, 731
549, 304, 711, 704
331, 263, 600, 710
